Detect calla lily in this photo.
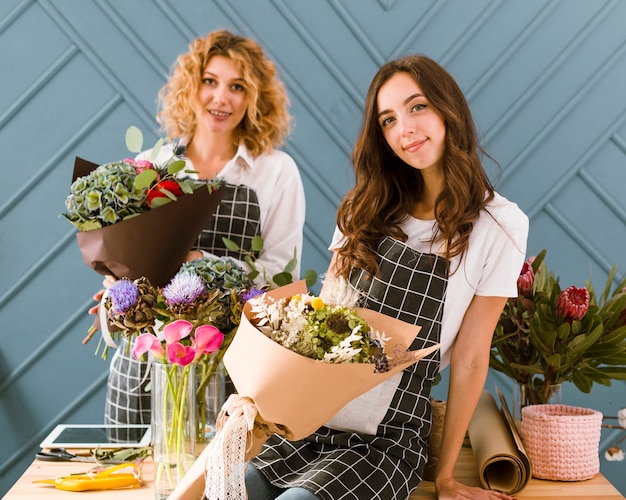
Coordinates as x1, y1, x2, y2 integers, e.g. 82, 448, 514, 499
132, 332, 165, 361
163, 319, 193, 344
167, 341, 196, 366
192, 325, 224, 359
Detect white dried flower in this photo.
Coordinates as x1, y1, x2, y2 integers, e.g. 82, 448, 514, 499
323, 329, 364, 363
618, 407, 626, 429
605, 447, 625, 461
319, 275, 361, 308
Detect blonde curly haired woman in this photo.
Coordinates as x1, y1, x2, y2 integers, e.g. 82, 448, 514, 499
100, 30, 305, 427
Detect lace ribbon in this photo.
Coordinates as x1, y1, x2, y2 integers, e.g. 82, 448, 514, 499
203, 394, 274, 499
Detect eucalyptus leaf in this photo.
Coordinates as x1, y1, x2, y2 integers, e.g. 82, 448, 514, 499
244, 254, 257, 271
222, 238, 241, 252
272, 272, 292, 288
134, 169, 158, 189
251, 236, 264, 252
284, 257, 297, 274
150, 197, 173, 208
125, 125, 143, 153
167, 159, 186, 174
304, 269, 318, 287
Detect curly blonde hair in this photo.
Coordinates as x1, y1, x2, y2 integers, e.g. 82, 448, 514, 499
335, 55, 497, 278
157, 30, 291, 156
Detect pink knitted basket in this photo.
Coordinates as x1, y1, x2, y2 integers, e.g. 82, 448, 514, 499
520, 404, 602, 481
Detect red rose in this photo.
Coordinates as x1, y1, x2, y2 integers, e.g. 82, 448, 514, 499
147, 180, 184, 207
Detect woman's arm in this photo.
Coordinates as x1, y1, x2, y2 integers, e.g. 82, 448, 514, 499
434, 294, 515, 500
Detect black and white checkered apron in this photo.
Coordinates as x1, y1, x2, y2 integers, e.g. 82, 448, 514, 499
104, 184, 261, 425
252, 237, 448, 500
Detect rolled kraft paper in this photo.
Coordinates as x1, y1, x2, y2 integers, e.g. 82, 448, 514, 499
224, 280, 441, 442
423, 399, 446, 481
467, 391, 531, 496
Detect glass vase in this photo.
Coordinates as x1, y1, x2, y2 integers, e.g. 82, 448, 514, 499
512, 382, 562, 422
195, 358, 226, 446
151, 360, 196, 500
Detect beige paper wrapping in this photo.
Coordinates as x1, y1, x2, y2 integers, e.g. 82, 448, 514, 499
169, 281, 440, 500
467, 390, 531, 496
224, 280, 441, 441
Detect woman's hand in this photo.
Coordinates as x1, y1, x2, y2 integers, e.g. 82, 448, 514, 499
435, 477, 516, 500
185, 250, 203, 262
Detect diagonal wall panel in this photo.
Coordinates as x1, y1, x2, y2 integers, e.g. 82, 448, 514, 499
1, 0, 625, 495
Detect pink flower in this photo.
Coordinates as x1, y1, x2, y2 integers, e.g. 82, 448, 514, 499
517, 262, 534, 298
192, 325, 224, 359
556, 286, 590, 321
132, 332, 165, 361
124, 158, 154, 174
163, 319, 193, 344
167, 341, 196, 366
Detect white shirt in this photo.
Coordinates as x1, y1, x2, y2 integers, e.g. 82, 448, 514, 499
331, 192, 529, 368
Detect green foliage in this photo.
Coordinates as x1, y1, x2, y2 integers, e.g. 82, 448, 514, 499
221, 237, 318, 289
490, 249, 626, 396
63, 126, 221, 231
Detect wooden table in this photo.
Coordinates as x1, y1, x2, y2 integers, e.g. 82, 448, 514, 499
5, 447, 624, 499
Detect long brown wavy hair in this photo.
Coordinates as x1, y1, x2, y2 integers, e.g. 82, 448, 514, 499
335, 55, 496, 278
157, 30, 291, 156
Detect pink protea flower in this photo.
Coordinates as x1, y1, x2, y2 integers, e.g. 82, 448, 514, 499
517, 262, 534, 298
556, 285, 590, 321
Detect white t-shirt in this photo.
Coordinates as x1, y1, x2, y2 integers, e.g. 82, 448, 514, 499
330, 192, 529, 368
140, 143, 306, 283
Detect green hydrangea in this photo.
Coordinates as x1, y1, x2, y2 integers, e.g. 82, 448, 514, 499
63, 161, 147, 231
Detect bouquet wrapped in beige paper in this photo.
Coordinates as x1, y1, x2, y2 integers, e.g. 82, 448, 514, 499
170, 280, 440, 500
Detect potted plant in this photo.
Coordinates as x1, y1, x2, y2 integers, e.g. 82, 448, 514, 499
490, 249, 626, 412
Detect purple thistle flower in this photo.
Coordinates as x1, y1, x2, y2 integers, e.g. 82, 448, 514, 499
163, 271, 205, 305
240, 287, 265, 303
109, 279, 139, 314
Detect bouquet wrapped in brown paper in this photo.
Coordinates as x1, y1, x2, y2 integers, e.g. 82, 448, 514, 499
169, 280, 440, 500
67, 156, 225, 288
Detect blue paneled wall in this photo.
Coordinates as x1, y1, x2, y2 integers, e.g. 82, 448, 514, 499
1, 0, 624, 495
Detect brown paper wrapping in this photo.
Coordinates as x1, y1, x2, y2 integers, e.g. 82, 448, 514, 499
467, 389, 531, 496
71, 157, 225, 287
223, 280, 441, 443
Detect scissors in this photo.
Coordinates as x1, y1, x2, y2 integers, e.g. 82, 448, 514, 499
36, 448, 124, 464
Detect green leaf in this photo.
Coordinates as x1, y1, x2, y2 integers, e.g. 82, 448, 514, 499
251, 236, 264, 252
244, 255, 257, 271
150, 137, 165, 160
134, 169, 158, 189
158, 188, 178, 201
167, 159, 186, 175
304, 269, 318, 287
125, 126, 143, 153
572, 371, 593, 393
179, 179, 196, 195
272, 272, 293, 287
222, 237, 241, 252
247, 270, 259, 281
283, 257, 297, 274
149, 197, 173, 208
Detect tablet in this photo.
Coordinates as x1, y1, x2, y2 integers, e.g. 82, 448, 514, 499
40, 424, 151, 449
